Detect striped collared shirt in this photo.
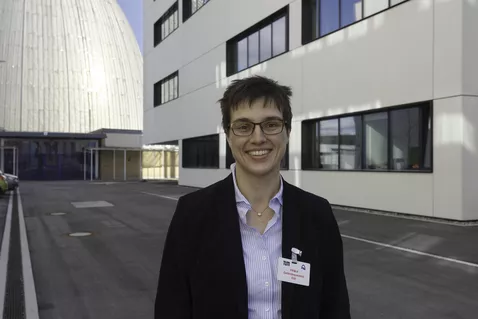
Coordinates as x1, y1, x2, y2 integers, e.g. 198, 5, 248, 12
231, 163, 283, 319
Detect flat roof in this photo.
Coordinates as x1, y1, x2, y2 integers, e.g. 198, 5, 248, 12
0, 131, 106, 139
89, 128, 143, 135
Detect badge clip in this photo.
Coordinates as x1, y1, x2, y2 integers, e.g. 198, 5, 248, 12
291, 247, 302, 262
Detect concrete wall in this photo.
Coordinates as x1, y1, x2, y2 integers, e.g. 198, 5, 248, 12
144, 0, 478, 220
102, 133, 143, 148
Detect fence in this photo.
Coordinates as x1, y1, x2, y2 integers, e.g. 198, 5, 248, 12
83, 147, 179, 181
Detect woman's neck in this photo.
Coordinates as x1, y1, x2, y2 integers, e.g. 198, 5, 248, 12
235, 164, 281, 208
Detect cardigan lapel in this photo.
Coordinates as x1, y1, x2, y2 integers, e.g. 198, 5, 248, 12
281, 180, 302, 319
213, 174, 249, 319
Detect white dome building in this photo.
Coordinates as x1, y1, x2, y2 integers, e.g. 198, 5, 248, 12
0, 0, 143, 180
0, 0, 143, 133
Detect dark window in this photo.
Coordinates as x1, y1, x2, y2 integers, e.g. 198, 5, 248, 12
226, 143, 289, 170
154, 2, 179, 47
227, 7, 289, 76
320, 0, 339, 36
389, 106, 432, 171
302, 102, 432, 172
364, 112, 388, 170
154, 71, 178, 107
182, 134, 219, 168
302, 0, 408, 44
341, 0, 363, 27
259, 25, 272, 61
339, 116, 362, 169
183, 0, 210, 22
319, 118, 339, 169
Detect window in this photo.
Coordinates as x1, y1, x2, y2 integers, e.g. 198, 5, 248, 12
154, 2, 179, 47
302, 102, 432, 172
302, 0, 408, 44
154, 72, 178, 107
182, 134, 219, 168
183, 0, 210, 21
226, 143, 289, 170
227, 7, 289, 76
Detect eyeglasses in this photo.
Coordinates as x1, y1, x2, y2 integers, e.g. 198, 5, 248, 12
229, 119, 286, 136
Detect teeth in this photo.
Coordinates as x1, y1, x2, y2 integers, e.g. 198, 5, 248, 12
248, 150, 270, 156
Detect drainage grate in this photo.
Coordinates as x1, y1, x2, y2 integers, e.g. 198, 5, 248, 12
3, 193, 25, 319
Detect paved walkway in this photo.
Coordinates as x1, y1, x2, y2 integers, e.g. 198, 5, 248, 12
0, 180, 476, 318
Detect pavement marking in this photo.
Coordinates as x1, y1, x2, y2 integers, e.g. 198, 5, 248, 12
0, 192, 13, 314
18, 188, 40, 319
141, 192, 179, 201
49, 212, 67, 216
71, 201, 114, 208
68, 232, 93, 237
342, 234, 478, 269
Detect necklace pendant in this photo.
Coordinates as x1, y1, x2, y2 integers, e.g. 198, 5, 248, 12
258, 212, 262, 217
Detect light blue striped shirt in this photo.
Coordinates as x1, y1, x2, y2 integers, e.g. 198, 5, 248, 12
231, 163, 283, 319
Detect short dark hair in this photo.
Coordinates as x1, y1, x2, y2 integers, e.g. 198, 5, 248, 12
218, 76, 293, 134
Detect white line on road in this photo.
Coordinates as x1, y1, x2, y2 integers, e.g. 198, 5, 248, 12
18, 188, 40, 319
0, 192, 13, 313
342, 234, 478, 269
141, 192, 179, 201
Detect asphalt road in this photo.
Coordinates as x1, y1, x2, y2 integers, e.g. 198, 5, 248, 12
5, 180, 478, 319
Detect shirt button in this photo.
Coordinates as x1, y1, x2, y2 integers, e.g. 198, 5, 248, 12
262, 256, 267, 261
265, 282, 269, 287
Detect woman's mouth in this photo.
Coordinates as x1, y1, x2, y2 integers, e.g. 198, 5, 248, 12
247, 149, 271, 157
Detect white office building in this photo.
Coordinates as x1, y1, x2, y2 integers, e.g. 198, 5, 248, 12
143, 0, 478, 221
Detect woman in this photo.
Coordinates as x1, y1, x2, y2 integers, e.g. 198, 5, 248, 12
154, 76, 350, 319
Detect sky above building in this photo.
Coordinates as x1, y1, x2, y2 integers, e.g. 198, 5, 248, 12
117, 0, 143, 53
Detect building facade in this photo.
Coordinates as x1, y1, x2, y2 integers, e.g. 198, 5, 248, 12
0, 0, 143, 180
144, 0, 478, 221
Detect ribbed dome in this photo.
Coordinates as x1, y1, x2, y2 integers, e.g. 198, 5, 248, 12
0, 0, 143, 133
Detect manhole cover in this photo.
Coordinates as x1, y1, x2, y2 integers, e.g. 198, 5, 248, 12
68, 232, 92, 237
50, 212, 66, 216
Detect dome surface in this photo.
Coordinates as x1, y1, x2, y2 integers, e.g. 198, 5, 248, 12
0, 0, 143, 133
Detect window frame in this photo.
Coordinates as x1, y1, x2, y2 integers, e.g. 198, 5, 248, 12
301, 101, 433, 173
182, 134, 220, 169
301, 0, 409, 45
154, 1, 179, 47
183, 0, 211, 22
226, 6, 289, 76
154, 71, 179, 107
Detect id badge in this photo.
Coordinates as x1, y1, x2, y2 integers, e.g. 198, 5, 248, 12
277, 257, 311, 287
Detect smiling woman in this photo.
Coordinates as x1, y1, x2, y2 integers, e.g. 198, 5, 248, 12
154, 76, 351, 319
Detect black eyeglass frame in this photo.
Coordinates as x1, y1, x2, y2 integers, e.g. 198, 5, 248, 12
229, 119, 288, 136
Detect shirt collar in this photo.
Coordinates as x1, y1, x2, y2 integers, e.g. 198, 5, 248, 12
230, 163, 283, 218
